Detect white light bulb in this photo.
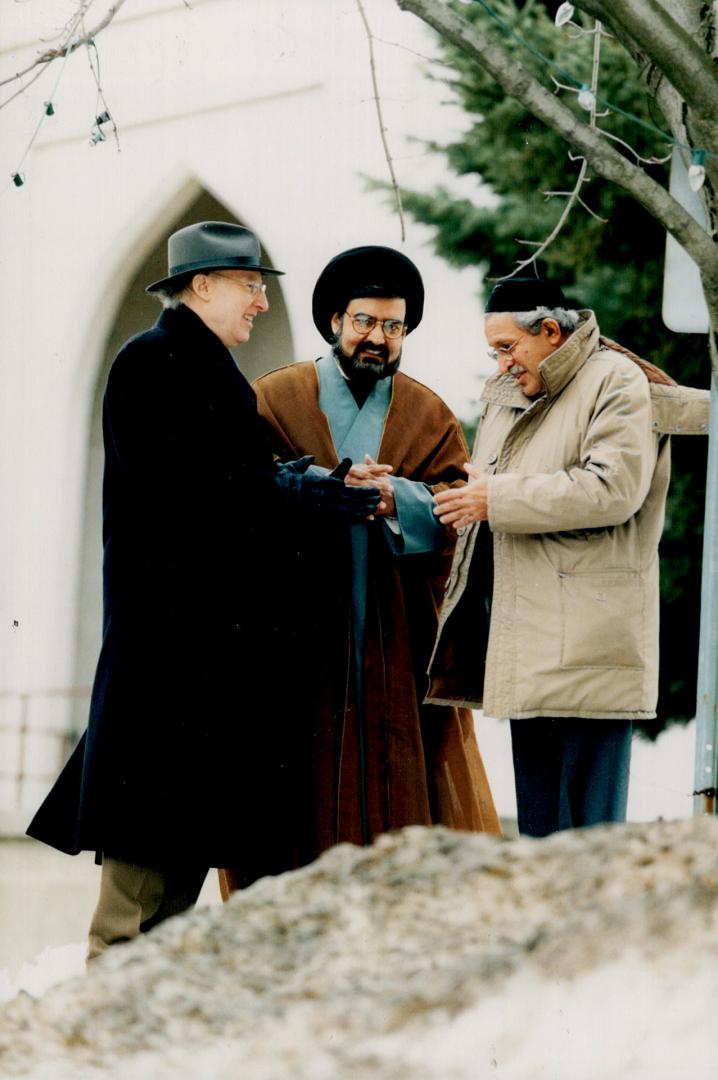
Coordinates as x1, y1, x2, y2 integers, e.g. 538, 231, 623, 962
688, 163, 706, 191
577, 87, 596, 111
688, 149, 707, 192
555, 2, 575, 27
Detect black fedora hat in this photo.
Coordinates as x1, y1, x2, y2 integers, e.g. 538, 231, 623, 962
146, 221, 284, 293
312, 245, 424, 343
485, 277, 570, 312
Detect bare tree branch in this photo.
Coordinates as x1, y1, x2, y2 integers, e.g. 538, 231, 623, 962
393, 0, 718, 284
574, 0, 718, 126
0, 0, 128, 92
498, 159, 590, 280
501, 18, 605, 280
356, 0, 406, 242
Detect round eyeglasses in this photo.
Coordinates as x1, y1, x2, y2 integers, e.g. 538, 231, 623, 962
213, 273, 267, 298
486, 337, 523, 363
344, 312, 407, 340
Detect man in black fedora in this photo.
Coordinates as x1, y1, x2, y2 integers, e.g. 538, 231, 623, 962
218, 246, 500, 896
27, 222, 379, 957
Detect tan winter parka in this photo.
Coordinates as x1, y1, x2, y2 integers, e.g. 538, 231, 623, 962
426, 312, 709, 721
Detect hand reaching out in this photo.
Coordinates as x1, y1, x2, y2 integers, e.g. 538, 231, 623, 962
433, 463, 488, 529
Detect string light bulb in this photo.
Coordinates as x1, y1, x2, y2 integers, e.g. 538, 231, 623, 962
555, 2, 575, 26
44, 102, 55, 116
688, 149, 706, 192
11, 173, 25, 187
577, 85, 596, 111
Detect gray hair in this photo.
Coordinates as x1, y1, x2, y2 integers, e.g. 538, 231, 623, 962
151, 272, 196, 309
512, 306, 580, 334
154, 290, 184, 310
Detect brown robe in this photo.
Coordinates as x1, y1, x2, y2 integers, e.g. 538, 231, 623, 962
219, 361, 500, 898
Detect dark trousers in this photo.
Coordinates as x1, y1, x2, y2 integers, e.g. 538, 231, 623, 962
510, 717, 632, 838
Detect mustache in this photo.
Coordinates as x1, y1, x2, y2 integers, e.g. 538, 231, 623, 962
353, 342, 390, 363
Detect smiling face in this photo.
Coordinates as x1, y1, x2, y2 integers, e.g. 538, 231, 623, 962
184, 269, 269, 348
331, 296, 407, 381
485, 312, 565, 398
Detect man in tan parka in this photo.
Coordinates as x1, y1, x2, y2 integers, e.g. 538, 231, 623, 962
430, 277, 709, 837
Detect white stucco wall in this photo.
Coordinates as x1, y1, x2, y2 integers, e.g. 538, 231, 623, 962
0, 0, 697, 837
0, 0, 492, 831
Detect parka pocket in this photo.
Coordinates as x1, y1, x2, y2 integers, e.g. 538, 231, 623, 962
559, 570, 643, 669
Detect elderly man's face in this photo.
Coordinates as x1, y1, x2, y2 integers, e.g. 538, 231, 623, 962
485, 312, 563, 398
189, 270, 269, 348
331, 296, 407, 379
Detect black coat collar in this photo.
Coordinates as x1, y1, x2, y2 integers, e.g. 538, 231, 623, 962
156, 303, 232, 365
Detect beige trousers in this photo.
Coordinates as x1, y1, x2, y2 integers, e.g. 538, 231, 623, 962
87, 856, 207, 961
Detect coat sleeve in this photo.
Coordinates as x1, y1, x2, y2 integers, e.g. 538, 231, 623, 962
382, 477, 445, 555
487, 362, 657, 535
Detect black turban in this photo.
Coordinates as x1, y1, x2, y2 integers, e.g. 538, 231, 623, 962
312, 246, 424, 343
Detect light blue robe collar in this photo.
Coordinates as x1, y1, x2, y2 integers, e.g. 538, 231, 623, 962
316, 352, 392, 462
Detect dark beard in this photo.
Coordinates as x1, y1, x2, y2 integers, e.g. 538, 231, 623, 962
331, 340, 402, 381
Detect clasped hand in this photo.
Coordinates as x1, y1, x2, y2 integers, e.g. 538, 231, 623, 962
275, 455, 381, 521
433, 463, 488, 529
344, 454, 395, 517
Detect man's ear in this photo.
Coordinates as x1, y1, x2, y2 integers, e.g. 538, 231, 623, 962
189, 273, 211, 303
543, 317, 563, 343
330, 311, 343, 336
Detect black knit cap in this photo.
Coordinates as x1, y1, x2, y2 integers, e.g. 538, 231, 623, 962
312, 245, 424, 343
485, 277, 569, 313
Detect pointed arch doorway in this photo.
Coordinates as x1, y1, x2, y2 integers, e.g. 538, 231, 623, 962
69, 188, 293, 740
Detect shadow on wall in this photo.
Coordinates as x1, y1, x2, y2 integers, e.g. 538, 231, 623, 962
70, 187, 294, 741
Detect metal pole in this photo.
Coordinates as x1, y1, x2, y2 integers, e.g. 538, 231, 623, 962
693, 376, 718, 815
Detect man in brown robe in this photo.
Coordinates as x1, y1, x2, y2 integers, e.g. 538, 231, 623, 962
220, 247, 499, 896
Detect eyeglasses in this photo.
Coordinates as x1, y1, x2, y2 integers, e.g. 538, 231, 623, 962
486, 337, 523, 363
343, 311, 407, 340
213, 273, 267, 298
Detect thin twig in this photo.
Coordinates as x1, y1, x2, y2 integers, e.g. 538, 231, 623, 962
370, 34, 453, 67
499, 18, 604, 280
0, 63, 49, 111
498, 158, 590, 279
595, 126, 672, 165
576, 194, 608, 222
0, 0, 128, 92
356, 0, 406, 242
80, 4, 121, 151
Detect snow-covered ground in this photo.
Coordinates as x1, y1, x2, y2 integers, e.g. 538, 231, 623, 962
0, 716, 698, 1004
2, 818, 716, 1080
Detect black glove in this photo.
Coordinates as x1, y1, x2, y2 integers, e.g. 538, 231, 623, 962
329, 457, 353, 481
274, 456, 381, 522
276, 455, 316, 476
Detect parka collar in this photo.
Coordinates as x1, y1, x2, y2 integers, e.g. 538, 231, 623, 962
481, 310, 599, 408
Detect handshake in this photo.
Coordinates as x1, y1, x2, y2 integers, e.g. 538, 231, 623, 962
274, 455, 383, 523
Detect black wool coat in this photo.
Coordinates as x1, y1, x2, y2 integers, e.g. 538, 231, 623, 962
27, 304, 302, 871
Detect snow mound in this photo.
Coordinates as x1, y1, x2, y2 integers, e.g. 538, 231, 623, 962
0, 819, 717, 1078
